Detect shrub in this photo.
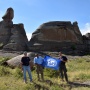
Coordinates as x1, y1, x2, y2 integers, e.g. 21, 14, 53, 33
0, 66, 11, 76
14, 67, 23, 79
0, 57, 11, 65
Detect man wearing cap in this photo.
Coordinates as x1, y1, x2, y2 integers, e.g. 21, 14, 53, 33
21, 51, 32, 83
34, 54, 44, 81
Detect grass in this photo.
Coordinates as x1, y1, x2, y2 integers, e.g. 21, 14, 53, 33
0, 55, 90, 90
67, 57, 90, 82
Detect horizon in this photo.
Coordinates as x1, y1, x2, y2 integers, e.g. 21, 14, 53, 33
0, 0, 90, 40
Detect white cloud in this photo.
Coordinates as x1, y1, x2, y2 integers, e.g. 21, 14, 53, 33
26, 32, 32, 40
81, 23, 90, 35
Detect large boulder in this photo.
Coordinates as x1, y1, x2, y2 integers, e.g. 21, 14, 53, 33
6, 52, 35, 68
29, 21, 83, 51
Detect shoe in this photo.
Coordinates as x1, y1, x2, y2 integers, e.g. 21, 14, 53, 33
61, 79, 64, 82
38, 79, 40, 81
24, 81, 27, 84
66, 81, 69, 83
30, 80, 33, 82
42, 79, 44, 82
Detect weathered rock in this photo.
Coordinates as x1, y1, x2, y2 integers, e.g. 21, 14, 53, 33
29, 21, 83, 52
0, 7, 28, 51
85, 33, 90, 39
83, 33, 90, 44
2, 7, 14, 22
0, 21, 13, 48
30, 21, 82, 43
3, 23, 28, 51
6, 52, 35, 68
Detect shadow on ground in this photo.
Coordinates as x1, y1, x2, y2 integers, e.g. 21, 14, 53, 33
33, 79, 90, 90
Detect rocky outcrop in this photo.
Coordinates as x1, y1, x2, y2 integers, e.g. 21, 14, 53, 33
31, 21, 82, 43
2, 7, 14, 22
0, 7, 28, 51
29, 21, 83, 52
83, 33, 90, 44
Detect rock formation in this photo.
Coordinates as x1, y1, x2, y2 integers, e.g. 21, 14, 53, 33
0, 7, 28, 51
0, 7, 90, 54
2, 7, 14, 22
31, 21, 82, 43
29, 21, 84, 53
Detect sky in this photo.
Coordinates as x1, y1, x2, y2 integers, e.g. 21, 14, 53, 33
0, 0, 90, 40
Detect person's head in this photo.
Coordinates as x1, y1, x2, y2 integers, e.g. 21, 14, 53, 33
35, 53, 39, 57
23, 51, 27, 56
59, 52, 62, 56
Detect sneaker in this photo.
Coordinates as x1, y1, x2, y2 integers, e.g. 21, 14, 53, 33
24, 81, 27, 84
61, 79, 64, 82
38, 79, 40, 81
30, 80, 33, 82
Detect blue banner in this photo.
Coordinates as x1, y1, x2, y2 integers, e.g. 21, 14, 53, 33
42, 55, 61, 70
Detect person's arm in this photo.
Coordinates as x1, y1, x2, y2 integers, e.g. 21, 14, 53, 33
21, 58, 23, 71
21, 63, 23, 71
34, 57, 37, 65
29, 58, 33, 69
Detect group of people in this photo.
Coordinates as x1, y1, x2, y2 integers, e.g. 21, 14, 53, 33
21, 51, 68, 83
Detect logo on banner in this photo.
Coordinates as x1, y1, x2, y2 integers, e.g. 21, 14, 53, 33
47, 58, 57, 67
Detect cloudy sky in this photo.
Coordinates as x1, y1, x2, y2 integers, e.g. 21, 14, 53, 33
0, 0, 90, 40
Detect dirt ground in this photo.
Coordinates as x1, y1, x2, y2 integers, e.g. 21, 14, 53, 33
0, 50, 23, 57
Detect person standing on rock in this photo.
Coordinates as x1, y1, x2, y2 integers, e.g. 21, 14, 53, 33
21, 51, 32, 83
34, 53, 44, 81
59, 52, 68, 83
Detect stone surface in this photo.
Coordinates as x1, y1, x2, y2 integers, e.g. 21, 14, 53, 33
29, 21, 83, 52
6, 52, 35, 68
30, 21, 82, 43
0, 7, 28, 51
3, 24, 28, 51
2, 7, 14, 22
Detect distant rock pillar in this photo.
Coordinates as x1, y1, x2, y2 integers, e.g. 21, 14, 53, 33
2, 7, 14, 22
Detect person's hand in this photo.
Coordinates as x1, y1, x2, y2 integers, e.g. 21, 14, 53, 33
22, 70, 23, 73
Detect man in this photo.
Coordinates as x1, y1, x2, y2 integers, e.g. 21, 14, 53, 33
21, 51, 32, 83
59, 52, 68, 82
34, 53, 44, 81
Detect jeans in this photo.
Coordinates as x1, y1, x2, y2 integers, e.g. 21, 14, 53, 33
23, 65, 32, 82
59, 65, 68, 82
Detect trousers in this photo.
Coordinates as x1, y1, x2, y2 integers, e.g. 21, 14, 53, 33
23, 65, 32, 82
36, 64, 44, 80
59, 65, 68, 82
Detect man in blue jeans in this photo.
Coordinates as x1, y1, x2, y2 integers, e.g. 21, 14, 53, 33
21, 51, 32, 83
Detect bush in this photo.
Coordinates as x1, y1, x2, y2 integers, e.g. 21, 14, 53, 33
14, 67, 23, 79
0, 57, 11, 65
0, 66, 11, 76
